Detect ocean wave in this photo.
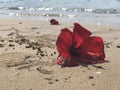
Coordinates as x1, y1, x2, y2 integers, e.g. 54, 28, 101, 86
5, 12, 75, 18
66, 8, 120, 14
3, 13, 62, 17
42, 13, 63, 17
0, 6, 120, 14
0, 7, 24, 10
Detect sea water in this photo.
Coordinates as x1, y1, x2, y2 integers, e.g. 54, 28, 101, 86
0, 0, 120, 26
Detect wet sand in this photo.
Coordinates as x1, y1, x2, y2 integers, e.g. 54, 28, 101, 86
0, 18, 120, 90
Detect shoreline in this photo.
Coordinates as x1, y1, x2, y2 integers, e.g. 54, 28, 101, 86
0, 10, 120, 27
0, 18, 120, 90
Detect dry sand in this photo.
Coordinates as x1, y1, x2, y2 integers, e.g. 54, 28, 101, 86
0, 18, 120, 90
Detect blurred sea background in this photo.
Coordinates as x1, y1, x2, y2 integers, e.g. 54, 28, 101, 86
0, 0, 120, 26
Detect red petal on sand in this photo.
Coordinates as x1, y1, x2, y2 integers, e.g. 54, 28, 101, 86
73, 22, 92, 48
82, 36, 105, 64
71, 36, 105, 64
50, 19, 59, 25
56, 28, 72, 60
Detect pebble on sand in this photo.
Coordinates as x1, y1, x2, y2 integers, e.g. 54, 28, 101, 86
89, 76, 94, 79
116, 45, 120, 48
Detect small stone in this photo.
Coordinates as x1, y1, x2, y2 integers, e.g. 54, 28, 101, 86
9, 40, 14, 42
116, 45, 120, 48
25, 55, 31, 59
54, 51, 56, 54
37, 48, 42, 51
0, 44, 4, 47
39, 57, 41, 59
20, 38, 26, 42
25, 45, 32, 48
51, 53, 53, 56
48, 82, 53, 84
19, 22, 22, 24
36, 52, 39, 55
1, 40, 4, 42
31, 27, 37, 29
89, 76, 94, 79
44, 78, 52, 81
106, 45, 110, 48
65, 78, 68, 80
92, 84, 95, 86
36, 32, 39, 34
40, 53, 45, 57
40, 51, 43, 53
15, 40, 19, 43
19, 43, 22, 45
32, 46, 36, 50
87, 68, 91, 70
55, 79, 59, 82
9, 44, 15, 47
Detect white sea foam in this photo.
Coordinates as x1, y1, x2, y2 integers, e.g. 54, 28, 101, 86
9, 13, 14, 16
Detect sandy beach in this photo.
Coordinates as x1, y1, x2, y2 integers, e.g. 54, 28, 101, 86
0, 18, 120, 90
